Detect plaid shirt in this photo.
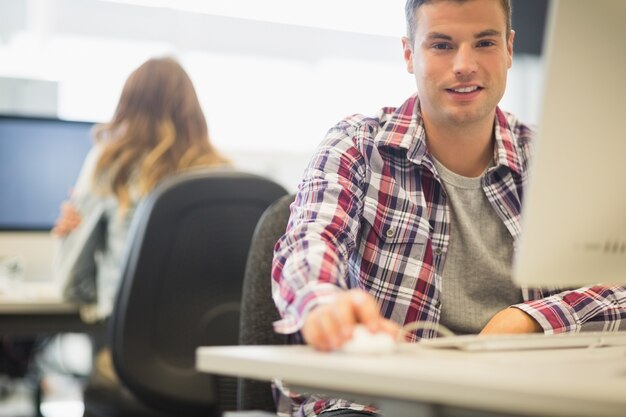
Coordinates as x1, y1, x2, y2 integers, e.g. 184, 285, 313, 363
271, 94, 626, 416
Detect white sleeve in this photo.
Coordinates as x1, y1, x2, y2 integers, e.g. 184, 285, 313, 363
52, 145, 106, 296
71, 145, 102, 201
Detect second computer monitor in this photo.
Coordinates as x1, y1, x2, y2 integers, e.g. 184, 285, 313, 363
513, 0, 626, 287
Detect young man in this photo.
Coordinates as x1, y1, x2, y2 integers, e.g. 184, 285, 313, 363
271, 1, 626, 415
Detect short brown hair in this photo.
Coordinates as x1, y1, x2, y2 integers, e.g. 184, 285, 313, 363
405, 0, 512, 45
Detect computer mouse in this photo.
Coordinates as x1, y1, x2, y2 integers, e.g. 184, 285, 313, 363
340, 324, 397, 354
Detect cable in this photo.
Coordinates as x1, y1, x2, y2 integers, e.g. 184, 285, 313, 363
397, 321, 455, 343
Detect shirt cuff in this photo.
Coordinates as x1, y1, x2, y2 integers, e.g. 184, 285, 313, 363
273, 282, 342, 334
512, 296, 581, 334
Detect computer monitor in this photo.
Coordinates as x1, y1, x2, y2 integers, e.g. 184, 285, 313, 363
0, 115, 94, 231
513, 0, 626, 286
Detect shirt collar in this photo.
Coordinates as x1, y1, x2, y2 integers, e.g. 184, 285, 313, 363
492, 107, 523, 176
374, 94, 523, 176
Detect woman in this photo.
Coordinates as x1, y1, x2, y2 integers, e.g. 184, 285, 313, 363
53, 57, 229, 321
48, 57, 230, 404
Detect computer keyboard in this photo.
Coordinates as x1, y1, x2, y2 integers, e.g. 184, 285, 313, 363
416, 331, 626, 351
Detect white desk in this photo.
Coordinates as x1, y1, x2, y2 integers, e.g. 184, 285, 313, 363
0, 281, 98, 335
196, 344, 626, 417
0, 301, 98, 335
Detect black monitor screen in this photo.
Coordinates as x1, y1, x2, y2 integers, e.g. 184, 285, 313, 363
0, 116, 94, 231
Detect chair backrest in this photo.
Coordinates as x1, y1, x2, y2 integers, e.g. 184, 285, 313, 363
110, 169, 287, 416
237, 194, 294, 412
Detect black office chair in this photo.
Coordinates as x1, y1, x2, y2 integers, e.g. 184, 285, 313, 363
237, 194, 294, 412
84, 169, 287, 417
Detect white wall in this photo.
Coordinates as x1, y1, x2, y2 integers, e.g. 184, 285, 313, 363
0, 0, 544, 192
0, 0, 544, 275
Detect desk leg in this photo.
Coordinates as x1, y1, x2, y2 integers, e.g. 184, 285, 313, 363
35, 377, 44, 417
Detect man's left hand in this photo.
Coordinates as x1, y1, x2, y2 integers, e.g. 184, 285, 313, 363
480, 307, 542, 335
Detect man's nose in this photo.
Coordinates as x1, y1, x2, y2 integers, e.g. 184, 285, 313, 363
453, 45, 478, 77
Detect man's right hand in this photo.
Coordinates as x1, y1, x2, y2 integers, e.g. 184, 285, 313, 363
301, 289, 400, 351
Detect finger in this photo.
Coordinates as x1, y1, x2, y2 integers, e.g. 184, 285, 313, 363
59, 217, 74, 228
302, 306, 336, 351
380, 319, 401, 339
52, 215, 79, 236
53, 219, 68, 232
68, 206, 79, 218
349, 290, 383, 332
61, 201, 79, 216
316, 309, 343, 350
52, 225, 69, 236
61, 206, 81, 228
68, 215, 81, 226
302, 317, 325, 350
54, 226, 68, 236
60, 201, 72, 212
302, 309, 323, 349
332, 295, 357, 340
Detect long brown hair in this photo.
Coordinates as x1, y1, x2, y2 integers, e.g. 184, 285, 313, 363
92, 57, 228, 211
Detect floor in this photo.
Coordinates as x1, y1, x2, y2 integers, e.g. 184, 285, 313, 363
0, 373, 85, 417
1, 333, 91, 417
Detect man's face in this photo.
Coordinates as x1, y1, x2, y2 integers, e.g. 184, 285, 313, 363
402, 0, 514, 128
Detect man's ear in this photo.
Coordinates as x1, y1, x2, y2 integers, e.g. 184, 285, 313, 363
402, 37, 415, 74
506, 30, 515, 68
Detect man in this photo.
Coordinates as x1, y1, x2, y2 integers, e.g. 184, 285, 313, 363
271, 1, 626, 415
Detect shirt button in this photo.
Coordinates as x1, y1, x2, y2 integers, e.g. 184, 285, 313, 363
434, 248, 442, 256
386, 228, 395, 238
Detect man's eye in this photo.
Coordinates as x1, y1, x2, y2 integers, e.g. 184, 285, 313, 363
477, 40, 495, 47
433, 43, 452, 50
